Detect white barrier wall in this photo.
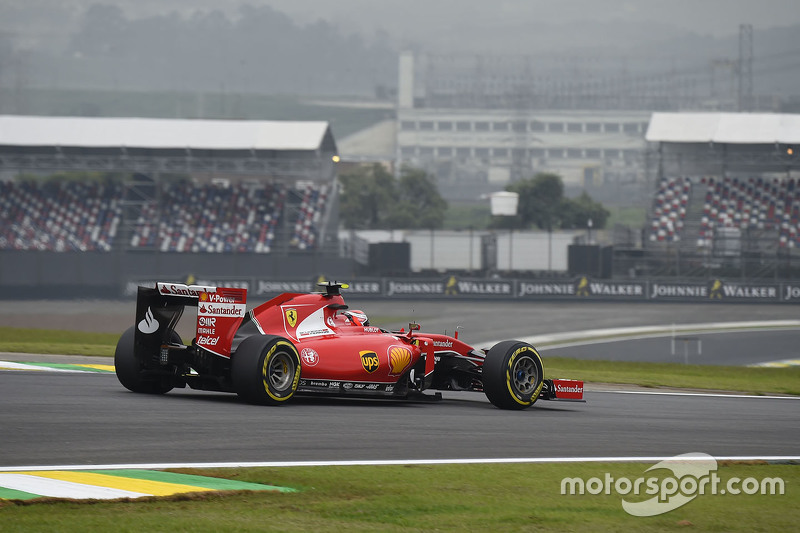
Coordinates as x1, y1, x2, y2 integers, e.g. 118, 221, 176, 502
342, 229, 582, 272
494, 231, 581, 271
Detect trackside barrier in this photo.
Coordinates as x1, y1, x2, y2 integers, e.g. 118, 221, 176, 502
123, 277, 800, 304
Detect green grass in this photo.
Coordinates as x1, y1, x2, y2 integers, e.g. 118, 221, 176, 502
606, 205, 647, 229
0, 463, 796, 531
442, 202, 492, 230
0, 327, 119, 357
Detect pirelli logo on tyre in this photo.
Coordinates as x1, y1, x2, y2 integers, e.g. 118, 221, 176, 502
388, 345, 413, 376
360, 350, 379, 373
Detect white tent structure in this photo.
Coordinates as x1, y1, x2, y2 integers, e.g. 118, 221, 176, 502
647, 113, 800, 145
0, 115, 338, 179
645, 112, 800, 176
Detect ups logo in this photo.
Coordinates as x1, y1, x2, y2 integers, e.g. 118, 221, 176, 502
360, 350, 379, 373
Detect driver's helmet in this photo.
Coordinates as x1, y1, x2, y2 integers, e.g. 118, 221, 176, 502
343, 309, 369, 326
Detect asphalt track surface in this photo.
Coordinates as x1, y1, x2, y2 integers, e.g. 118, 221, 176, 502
1, 299, 799, 468
1, 371, 797, 467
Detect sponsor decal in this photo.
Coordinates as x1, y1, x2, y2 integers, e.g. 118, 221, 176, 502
344, 281, 382, 294
386, 281, 444, 296
575, 277, 645, 298
195, 287, 247, 356
387, 345, 413, 376
360, 351, 380, 373
363, 326, 382, 333
708, 279, 778, 300
456, 279, 513, 295
445, 276, 458, 295
197, 316, 217, 335
137, 306, 160, 334
385, 384, 395, 393
300, 328, 333, 338
576, 277, 591, 297
157, 283, 215, 298
285, 308, 298, 328
198, 304, 243, 316
433, 340, 453, 348
784, 285, 800, 301
518, 282, 575, 297
196, 335, 219, 346
327, 316, 335, 328
300, 348, 319, 366
650, 283, 708, 299
709, 279, 724, 299
552, 379, 584, 400
343, 382, 354, 390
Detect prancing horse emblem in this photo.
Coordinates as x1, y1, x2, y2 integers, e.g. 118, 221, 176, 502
285, 308, 298, 328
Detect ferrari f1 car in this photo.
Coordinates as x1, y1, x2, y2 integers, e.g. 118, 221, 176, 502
115, 282, 584, 410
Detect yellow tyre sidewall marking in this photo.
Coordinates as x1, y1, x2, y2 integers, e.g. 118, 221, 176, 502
505, 346, 544, 406
262, 341, 301, 402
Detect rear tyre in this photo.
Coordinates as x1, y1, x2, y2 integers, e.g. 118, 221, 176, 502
114, 326, 176, 394
231, 335, 301, 405
482, 341, 544, 410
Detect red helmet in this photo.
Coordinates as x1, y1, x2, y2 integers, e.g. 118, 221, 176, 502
343, 309, 369, 326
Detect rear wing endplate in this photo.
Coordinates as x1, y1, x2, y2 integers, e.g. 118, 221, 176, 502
134, 282, 247, 359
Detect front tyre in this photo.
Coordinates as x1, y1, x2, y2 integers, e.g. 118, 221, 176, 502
114, 326, 176, 394
232, 335, 301, 405
482, 341, 544, 410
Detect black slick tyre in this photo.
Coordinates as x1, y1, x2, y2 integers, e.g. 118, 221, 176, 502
482, 340, 544, 410
231, 335, 301, 405
114, 326, 176, 394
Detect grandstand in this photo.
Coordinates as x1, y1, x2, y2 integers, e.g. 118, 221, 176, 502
0, 180, 122, 252
0, 178, 332, 254
639, 112, 800, 277
0, 116, 339, 255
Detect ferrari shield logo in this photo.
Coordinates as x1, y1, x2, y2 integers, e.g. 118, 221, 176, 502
285, 308, 298, 328
360, 350, 379, 373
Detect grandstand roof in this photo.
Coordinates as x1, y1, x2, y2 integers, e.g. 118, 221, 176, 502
0, 115, 336, 152
646, 112, 800, 144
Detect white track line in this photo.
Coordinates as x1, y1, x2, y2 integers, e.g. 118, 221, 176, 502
592, 390, 800, 400
0, 362, 83, 372
1, 456, 798, 472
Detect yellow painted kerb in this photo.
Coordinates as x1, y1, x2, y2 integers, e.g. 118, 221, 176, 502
13, 471, 214, 497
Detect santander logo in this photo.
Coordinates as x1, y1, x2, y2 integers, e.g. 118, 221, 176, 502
137, 307, 159, 334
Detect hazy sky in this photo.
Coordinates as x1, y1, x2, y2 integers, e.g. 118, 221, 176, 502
3, 0, 800, 53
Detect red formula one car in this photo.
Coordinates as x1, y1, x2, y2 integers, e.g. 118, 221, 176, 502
115, 282, 583, 410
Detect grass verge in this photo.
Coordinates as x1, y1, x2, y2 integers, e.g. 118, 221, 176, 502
0, 463, 796, 532
0, 327, 119, 357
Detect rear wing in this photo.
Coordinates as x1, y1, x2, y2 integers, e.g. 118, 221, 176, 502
134, 282, 247, 359
538, 379, 585, 402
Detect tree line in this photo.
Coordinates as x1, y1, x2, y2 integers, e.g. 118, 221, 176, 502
1, 3, 397, 96
338, 166, 608, 231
